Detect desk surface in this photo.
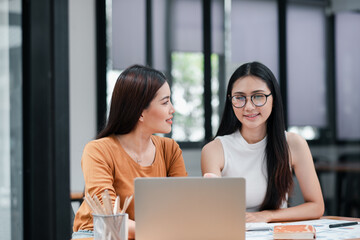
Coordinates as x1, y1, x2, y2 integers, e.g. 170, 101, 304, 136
324, 215, 360, 221
72, 216, 360, 240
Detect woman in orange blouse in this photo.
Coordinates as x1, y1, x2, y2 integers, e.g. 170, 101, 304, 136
72, 65, 187, 239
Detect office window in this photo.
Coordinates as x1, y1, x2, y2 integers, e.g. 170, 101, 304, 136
170, 0, 223, 142
170, 0, 204, 141
110, 0, 146, 70
105, 0, 224, 144
171, 52, 204, 141
211, 0, 224, 137
0, 10, 11, 238
106, 70, 121, 112
152, 0, 167, 71
211, 54, 221, 137
287, 2, 326, 140
171, 53, 221, 142
170, 0, 224, 142
106, 0, 146, 111
0, 1, 23, 239
230, 0, 278, 79
106, 0, 136, 113
335, 12, 360, 141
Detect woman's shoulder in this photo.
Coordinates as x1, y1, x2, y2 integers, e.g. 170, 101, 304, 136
202, 131, 239, 151
202, 138, 223, 155
285, 131, 310, 159
286, 131, 307, 148
81, 136, 119, 166
84, 135, 118, 153
151, 136, 184, 165
201, 138, 225, 173
202, 138, 221, 149
151, 135, 180, 149
86, 135, 116, 145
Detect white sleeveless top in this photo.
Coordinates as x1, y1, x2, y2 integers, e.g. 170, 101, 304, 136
217, 130, 287, 211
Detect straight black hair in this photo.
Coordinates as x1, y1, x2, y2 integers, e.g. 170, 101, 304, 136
216, 61, 293, 210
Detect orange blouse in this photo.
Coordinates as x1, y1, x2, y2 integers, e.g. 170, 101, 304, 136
73, 135, 187, 232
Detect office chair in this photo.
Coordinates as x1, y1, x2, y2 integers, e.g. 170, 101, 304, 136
70, 202, 75, 235
312, 155, 335, 215
336, 153, 360, 217
70, 190, 84, 235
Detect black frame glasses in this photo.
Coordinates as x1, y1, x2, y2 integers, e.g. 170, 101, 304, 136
229, 93, 272, 108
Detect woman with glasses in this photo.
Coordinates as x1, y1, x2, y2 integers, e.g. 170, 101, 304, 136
201, 62, 324, 222
72, 65, 187, 239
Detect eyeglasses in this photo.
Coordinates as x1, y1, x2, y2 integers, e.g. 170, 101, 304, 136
229, 93, 272, 108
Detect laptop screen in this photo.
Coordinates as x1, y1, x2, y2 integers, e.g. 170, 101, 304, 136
135, 177, 245, 240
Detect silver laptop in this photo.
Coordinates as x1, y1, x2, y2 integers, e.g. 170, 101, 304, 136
135, 177, 245, 240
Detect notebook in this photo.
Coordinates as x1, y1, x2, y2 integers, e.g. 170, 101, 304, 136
273, 225, 316, 239
134, 177, 245, 240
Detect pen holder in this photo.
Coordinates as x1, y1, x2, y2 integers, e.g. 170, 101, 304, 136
93, 213, 128, 240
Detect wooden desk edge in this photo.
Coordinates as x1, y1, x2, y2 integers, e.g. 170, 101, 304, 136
322, 215, 360, 222
71, 191, 84, 201
315, 162, 360, 172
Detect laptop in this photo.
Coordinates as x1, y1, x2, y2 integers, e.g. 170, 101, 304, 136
135, 177, 245, 240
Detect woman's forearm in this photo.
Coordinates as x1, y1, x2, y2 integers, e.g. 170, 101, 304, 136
266, 201, 324, 222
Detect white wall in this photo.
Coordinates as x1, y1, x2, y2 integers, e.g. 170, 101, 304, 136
69, 0, 97, 193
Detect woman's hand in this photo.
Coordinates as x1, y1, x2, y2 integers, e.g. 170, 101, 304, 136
246, 211, 273, 223
128, 219, 135, 239
203, 172, 220, 178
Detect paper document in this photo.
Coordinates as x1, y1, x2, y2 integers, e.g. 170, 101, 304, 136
246, 222, 278, 231
246, 219, 360, 240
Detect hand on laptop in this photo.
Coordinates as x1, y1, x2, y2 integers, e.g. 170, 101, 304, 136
203, 172, 221, 178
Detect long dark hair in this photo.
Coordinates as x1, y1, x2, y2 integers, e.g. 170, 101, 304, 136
97, 64, 167, 139
216, 61, 293, 210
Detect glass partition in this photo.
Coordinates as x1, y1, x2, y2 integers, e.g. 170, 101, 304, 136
0, 1, 23, 239
287, 2, 326, 140
335, 12, 360, 141
230, 0, 279, 79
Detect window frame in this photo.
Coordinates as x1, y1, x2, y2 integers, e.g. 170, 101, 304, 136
99, 0, 360, 149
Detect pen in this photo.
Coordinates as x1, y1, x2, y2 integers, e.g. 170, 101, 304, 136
329, 221, 358, 228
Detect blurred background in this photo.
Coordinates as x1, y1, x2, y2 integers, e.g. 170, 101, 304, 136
1, 0, 360, 239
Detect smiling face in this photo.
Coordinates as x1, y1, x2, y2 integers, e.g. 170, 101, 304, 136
140, 82, 175, 134
231, 75, 273, 134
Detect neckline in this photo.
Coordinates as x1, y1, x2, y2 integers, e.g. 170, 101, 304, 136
112, 134, 157, 167
236, 130, 267, 150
